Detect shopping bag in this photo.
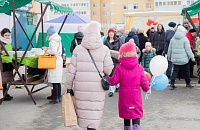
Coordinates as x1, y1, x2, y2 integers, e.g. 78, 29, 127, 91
38, 54, 56, 69
62, 92, 77, 127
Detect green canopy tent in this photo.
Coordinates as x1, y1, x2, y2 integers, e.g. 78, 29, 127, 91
0, 0, 73, 105
181, 0, 200, 35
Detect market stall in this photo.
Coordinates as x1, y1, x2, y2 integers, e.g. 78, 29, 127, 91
0, 0, 73, 105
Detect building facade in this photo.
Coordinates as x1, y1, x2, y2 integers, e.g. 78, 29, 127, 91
45, 0, 91, 20
90, 0, 154, 31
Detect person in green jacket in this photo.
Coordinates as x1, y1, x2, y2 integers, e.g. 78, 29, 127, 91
141, 42, 156, 73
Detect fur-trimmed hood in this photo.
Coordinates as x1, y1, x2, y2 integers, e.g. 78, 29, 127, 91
142, 48, 156, 53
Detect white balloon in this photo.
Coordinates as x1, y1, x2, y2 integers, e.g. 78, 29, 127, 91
150, 55, 168, 76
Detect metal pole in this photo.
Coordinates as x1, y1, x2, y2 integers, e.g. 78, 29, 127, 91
15, 15, 34, 48
41, 3, 44, 47
12, 0, 17, 66
58, 14, 68, 34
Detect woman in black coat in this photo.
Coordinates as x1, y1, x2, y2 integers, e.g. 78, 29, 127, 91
152, 24, 165, 55
104, 28, 121, 97
70, 32, 84, 53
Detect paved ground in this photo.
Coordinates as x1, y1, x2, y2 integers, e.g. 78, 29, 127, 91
1, 68, 200, 130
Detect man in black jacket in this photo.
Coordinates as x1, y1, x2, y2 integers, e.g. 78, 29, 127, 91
70, 32, 84, 53
164, 22, 177, 79
137, 29, 148, 63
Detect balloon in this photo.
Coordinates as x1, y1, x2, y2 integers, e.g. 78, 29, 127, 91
146, 21, 151, 26
153, 20, 158, 25
148, 18, 154, 23
151, 74, 169, 90
150, 55, 168, 76
144, 71, 151, 83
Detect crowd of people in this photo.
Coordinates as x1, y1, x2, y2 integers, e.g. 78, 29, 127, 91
0, 19, 198, 130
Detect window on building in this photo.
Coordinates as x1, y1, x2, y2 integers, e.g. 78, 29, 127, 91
76, 3, 78, 6
178, 1, 181, 5
155, 2, 158, 7
93, 3, 97, 7
87, 3, 89, 7
171, 1, 174, 5
103, 3, 109, 8
133, 4, 138, 9
84, 3, 86, 6
93, 12, 97, 16
174, 1, 177, 5
103, 11, 110, 16
159, 2, 162, 6
163, 2, 166, 6
187, 0, 190, 5
146, 3, 152, 9
123, 4, 128, 9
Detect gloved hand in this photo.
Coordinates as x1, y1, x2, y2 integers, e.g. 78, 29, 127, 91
145, 88, 151, 100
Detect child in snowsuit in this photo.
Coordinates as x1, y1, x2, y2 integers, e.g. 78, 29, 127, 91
141, 42, 156, 73
108, 42, 150, 130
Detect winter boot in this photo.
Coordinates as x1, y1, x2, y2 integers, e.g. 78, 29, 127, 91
124, 126, 131, 130
186, 84, 194, 89
132, 124, 140, 130
47, 89, 54, 100
170, 84, 177, 90
49, 96, 59, 104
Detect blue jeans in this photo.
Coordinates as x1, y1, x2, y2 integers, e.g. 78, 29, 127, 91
166, 60, 173, 79
109, 84, 119, 93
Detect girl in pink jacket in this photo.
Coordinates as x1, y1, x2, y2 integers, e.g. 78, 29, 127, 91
108, 42, 150, 130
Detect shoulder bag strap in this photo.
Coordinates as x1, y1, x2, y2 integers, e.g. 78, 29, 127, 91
87, 49, 103, 78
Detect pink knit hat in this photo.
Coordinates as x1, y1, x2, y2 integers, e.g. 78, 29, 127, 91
119, 42, 137, 58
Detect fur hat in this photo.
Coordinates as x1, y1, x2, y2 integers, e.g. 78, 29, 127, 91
168, 22, 176, 28
138, 29, 144, 34
119, 42, 137, 58
145, 42, 152, 47
108, 28, 115, 34
47, 25, 56, 36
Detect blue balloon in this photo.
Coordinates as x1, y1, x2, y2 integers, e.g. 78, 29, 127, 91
151, 74, 169, 90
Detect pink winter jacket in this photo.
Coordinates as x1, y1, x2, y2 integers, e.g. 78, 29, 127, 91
108, 57, 150, 119
65, 31, 114, 129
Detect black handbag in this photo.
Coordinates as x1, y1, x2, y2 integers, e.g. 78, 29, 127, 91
87, 49, 110, 91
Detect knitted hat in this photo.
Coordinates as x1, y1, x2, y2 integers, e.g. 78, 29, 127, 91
47, 25, 56, 36
183, 20, 189, 24
145, 42, 152, 47
131, 27, 137, 33
189, 28, 196, 33
168, 22, 176, 28
119, 42, 137, 58
108, 28, 115, 34
119, 28, 124, 34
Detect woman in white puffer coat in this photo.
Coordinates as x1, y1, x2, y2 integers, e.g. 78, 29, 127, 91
65, 21, 114, 130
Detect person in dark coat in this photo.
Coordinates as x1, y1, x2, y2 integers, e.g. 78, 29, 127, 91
164, 22, 177, 79
70, 32, 84, 53
152, 24, 165, 55
146, 27, 155, 42
137, 29, 148, 63
0, 28, 13, 101
104, 28, 121, 97
125, 27, 140, 47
